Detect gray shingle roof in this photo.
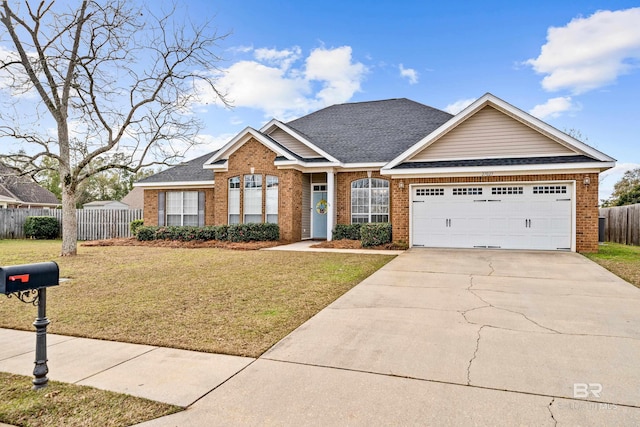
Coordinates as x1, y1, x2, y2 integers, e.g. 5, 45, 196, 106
0, 164, 59, 205
286, 98, 453, 163
136, 151, 216, 184
393, 155, 598, 169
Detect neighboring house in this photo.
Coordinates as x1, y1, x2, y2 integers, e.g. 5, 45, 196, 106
83, 200, 129, 210
0, 164, 60, 209
121, 187, 144, 211
135, 93, 615, 252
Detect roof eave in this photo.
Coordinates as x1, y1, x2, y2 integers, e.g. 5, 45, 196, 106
206, 127, 297, 165
261, 120, 341, 163
134, 180, 215, 189
381, 161, 615, 177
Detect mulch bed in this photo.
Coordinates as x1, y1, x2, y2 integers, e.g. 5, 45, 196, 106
81, 238, 281, 250
82, 238, 407, 251
310, 239, 407, 250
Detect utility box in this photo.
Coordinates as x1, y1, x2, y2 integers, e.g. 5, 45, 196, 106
0, 262, 59, 294
598, 217, 606, 243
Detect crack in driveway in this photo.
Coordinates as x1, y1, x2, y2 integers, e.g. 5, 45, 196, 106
466, 325, 485, 385
548, 398, 557, 426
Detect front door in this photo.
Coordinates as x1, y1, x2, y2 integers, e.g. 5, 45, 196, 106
312, 184, 328, 239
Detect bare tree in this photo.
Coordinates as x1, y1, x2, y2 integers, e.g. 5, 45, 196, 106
0, 0, 228, 255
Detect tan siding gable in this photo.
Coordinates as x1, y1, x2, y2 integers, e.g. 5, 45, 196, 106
409, 106, 575, 161
268, 128, 323, 159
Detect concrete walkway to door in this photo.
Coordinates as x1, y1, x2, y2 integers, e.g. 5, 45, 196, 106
139, 248, 640, 426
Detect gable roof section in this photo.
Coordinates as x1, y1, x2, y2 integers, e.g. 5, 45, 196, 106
261, 120, 338, 163
285, 98, 454, 163
135, 151, 216, 187
0, 164, 59, 205
384, 93, 615, 172
205, 127, 301, 168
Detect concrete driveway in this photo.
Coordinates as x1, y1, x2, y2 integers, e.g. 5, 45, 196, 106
141, 249, 640, 426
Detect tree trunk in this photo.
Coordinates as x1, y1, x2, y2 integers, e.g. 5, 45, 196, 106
60, 184, 77, 256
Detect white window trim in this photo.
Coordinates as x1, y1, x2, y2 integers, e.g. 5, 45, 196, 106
166, 191, 198, 226
351, 178, 390, 224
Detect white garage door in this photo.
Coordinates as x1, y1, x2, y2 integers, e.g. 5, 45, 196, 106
411, 183, 573, 250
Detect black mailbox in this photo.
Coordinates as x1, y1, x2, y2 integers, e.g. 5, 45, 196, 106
0, 262, 59, 294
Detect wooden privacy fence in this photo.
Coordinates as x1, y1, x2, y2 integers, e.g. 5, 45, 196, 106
599, 204, 640, 246
0, 208, 143, 240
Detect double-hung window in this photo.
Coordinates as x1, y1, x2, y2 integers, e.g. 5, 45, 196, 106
228, 176, 240, 224
266, 175, 278, 223
244, 174, 263, 223
351, 178, 389, 223
166, 191, 199, 226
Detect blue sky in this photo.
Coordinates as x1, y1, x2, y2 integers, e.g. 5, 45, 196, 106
177, 0, 640, 201
1, 1, 638, 201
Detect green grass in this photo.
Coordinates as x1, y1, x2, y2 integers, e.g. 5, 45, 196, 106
0, 240, 393, 357
0, 240, 393, 426
585, 242, 640, 288
0, 372, 181, 427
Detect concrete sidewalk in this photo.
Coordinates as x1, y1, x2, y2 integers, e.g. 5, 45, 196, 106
0, 329, 254, 407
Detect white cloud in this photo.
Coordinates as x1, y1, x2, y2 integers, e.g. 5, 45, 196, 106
444, 98, 476, 114
254, 46, 301, 70
305, 46, 367, 107
526, 8, 640, 93
194, 46, 367, 119
399, 64, 418, 84
529, 96, 578, 119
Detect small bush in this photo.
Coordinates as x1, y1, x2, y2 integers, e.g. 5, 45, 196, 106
136, 226, 156, 241
333, 223, 361, 240
228, 224, 251, 242
228, 223, 279, 242
360, 223, 392, 247
24, 216, 60, 239
214, 225, 229, 241
130, 219, 144, 236
250, 223, 279, 241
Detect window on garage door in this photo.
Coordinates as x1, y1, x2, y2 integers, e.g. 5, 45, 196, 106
351, 178, 389, 223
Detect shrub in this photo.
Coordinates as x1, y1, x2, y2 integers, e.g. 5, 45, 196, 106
333, 223, 361, 240
228, 223, 279, 242
214, 225, 229, 241
24, 216, 60, 239
249, 223, 279, 241
360, 223, 392, 247
130, 219, 144, 236
135, 223, 278, 243
136, 226, 156, 241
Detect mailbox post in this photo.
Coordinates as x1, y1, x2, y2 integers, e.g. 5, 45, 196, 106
1, 262, 59, 390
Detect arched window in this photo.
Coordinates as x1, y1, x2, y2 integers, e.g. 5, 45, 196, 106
351, 178, 389, 223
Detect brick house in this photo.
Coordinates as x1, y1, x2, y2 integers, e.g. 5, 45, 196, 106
135, 93, 615, 252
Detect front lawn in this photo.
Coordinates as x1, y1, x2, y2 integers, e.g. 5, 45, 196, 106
585, 242, 640, 288
0, 372, 180, 427
0, 240, 393, 357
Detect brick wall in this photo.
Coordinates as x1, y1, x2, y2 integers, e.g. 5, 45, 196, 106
212, 138, 302, 242
334, 172, 600, 253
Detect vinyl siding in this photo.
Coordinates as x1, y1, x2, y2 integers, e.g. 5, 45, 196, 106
269, 128, 323, 159
409, 106, 575, 162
